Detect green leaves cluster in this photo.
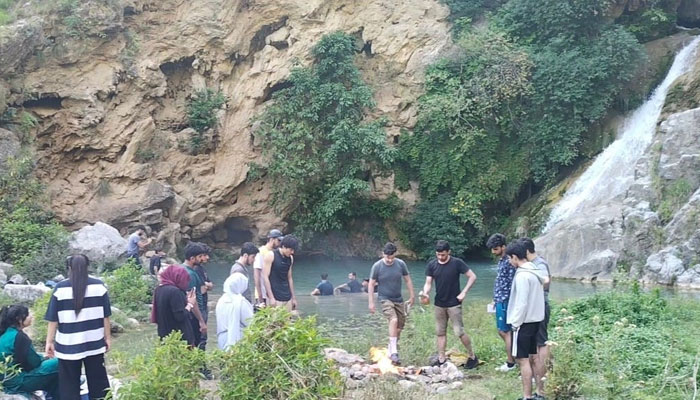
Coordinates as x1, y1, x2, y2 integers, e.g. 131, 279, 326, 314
216, 307, 342, 400
108, 332, 207, 400
105, 261, 152, 316
185, 88, 226, 155
255, 32, 397, 236
0, 155, 68, 282
401, 0, 645, 256
549, 285, 699, 399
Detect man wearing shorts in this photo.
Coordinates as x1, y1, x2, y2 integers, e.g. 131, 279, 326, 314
487, 233, 516, 372
506, 240, 546, 400
421, 240, 478, 369
368, 242, 415, 366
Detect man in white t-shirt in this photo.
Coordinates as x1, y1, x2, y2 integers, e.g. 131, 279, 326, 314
253, 229, 283, 305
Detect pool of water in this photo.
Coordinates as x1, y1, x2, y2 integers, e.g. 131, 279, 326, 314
204, 256, 600, 321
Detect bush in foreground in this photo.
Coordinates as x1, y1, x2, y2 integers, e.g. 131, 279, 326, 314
216, 307, 343, 400
105, 261, 151, 316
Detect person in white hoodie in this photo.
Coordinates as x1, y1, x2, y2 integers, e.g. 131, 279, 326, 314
216, 273, 254, 350
506, 240, 547, 400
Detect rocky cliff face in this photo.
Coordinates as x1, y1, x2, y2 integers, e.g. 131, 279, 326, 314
0, 0, 450, 253
536, 37, 700, 288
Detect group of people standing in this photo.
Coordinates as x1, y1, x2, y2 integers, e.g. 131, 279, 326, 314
366, 236, 550, 400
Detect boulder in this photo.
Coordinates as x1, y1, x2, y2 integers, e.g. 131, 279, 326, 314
644, 247, 686, 285
0, 262, 12, 274
139, 209, 164, 225
0, 394, 44, 400
186, 208, 208, 226
3, 283, 51, 302
110, 320, 125, 333
0, 128, 20, 168
69, 222, 127, 263
0, 17, 44, 75
324, 348, 365, 366
7, 274, 25, 284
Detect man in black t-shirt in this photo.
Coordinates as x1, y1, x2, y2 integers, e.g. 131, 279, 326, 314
421, 240, 479, 369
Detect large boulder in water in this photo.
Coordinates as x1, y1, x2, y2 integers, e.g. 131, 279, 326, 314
69, 222, 127, 263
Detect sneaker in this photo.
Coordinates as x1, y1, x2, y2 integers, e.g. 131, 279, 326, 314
533, 393, 546, 400
464, 355, 479, 369
390, 353, 401, 366
495, 362, 516, 372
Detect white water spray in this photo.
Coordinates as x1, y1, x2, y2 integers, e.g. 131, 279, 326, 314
544, 36, 700, 232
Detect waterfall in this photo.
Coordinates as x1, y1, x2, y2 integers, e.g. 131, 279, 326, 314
543, 36, 700, 232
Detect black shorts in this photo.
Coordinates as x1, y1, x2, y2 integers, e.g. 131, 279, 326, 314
515, 322, 539, 359
536, 302, 550, 347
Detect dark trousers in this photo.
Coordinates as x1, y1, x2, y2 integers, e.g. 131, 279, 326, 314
59, 353, 110, 400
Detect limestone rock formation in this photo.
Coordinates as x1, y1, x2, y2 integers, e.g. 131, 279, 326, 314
0, 127, 20, 167
537, 48, 700, 287
69, 221, 128, 263
0, 0, 450, 252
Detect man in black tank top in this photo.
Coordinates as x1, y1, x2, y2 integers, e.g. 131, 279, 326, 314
263, 235, 299, 311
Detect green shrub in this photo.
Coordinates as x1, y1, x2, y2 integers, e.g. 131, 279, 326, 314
107, 332, 206, 400
185, 88, 226, 155
401, 193, 470, 259
255, 31, 396, 237
30, 291, 52, 349
0, 207, 69, 282
105, 261, 150, 315
548, 287, 699, 400
216, 307, 342, 400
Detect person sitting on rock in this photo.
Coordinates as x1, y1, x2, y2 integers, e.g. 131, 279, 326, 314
311, 273, 334, 296
0, 304, 60, 399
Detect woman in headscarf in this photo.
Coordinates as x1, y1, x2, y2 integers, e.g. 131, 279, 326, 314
216, 273, 254, 350
152, 265, 196, 346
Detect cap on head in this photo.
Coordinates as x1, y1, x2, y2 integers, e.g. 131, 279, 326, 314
267, 229, 284, 239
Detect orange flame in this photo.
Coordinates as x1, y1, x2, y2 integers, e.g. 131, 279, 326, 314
369, 347, 401, 375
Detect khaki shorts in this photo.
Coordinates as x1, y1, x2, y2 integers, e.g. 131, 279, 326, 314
434, 305, 465, 337
274, 300, 294, 312
381, 300, 406, 330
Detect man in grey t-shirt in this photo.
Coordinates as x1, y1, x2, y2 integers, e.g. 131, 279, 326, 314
368, 242, 415, 365
229, 242, 259, 303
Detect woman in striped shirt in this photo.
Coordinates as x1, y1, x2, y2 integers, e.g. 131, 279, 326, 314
45, 254, 112, 399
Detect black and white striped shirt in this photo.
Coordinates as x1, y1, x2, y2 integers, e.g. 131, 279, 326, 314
45, 277, 112, 360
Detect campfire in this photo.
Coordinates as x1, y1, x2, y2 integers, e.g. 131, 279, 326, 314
325, 348, 472, 394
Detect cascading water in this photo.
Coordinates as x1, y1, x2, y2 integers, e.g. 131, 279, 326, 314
543, 36, 700, 232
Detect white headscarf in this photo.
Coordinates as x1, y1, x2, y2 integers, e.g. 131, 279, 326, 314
216, 273, 254, 350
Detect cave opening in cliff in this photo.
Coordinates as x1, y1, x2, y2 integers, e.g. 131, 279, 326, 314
261, 80, 293, 104
21, 94, 63, 110
222, 216, 254, 245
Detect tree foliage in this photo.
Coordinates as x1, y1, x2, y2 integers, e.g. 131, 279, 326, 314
0, 154, 68, 281
255, 32, 396, 236
185, 88, 226, 155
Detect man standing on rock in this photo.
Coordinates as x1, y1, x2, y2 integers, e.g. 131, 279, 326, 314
229, 242, 259, 303
420, 240, 478, 369
521, 237, 551, 387
263, 235, 299, 311
368, 242, 415, 366
487, 233, 517, 372
253, 229, 283, 306
126, 226, 152, 266
506, 240, 546, 400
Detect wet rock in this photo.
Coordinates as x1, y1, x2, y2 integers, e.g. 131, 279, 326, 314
3, 283, 51, 302
8, 274, 25, 284
69, 222, 127, 263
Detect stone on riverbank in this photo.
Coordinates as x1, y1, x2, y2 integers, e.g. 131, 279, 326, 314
2, 283, 51, 302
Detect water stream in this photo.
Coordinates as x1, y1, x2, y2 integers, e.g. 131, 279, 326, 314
544, 36, 700, 232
